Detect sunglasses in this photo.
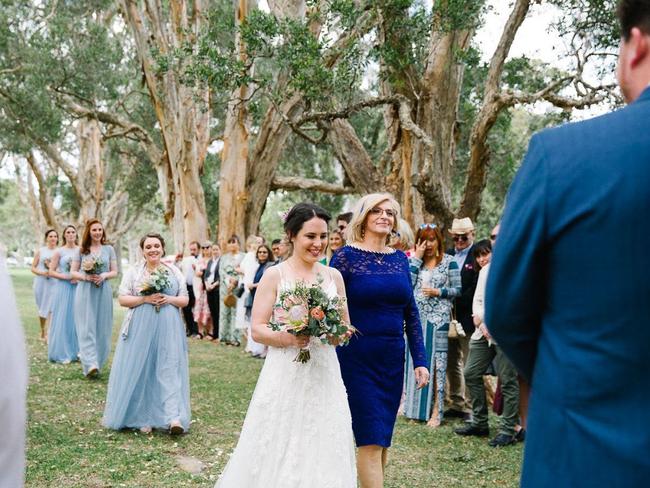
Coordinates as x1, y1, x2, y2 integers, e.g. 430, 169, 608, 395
337, 225, 346, 230
201, 246, 210, 249
419, 223, 437, 230
452, 235, 469, 242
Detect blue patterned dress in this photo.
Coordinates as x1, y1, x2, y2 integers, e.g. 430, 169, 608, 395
403, 254, 461, 422
331, 246, 428, 447
73, 245, 116, 375
103, 263, 190, 431
33, 246, 56, 318
47, 247, 80, 363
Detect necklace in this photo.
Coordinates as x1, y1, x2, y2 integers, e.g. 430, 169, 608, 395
348, 243, 395, 264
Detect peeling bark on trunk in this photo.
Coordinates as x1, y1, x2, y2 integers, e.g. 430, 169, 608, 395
119, 0, 210, 252
25, 151, 58, 229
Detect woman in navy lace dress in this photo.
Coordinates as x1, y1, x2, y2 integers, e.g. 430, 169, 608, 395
330, 193, 429, 488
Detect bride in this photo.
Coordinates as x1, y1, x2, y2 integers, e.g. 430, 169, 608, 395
215, 203, 357, 488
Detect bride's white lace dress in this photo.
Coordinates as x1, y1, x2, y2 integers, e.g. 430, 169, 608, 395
215, 269, 357, 488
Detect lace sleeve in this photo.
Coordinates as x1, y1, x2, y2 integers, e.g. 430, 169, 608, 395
329, 246, 350, 281
401, 255, 428, 369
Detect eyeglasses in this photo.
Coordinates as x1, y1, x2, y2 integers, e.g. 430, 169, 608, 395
452, 234, 469, 242
257, 251, 268, 254
369, 207, 396, 218
419, 223, 437, 230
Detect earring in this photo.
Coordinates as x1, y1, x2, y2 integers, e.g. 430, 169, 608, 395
360, 227, 365, 239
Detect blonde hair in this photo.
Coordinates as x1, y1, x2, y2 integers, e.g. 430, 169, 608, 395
347, 193, 400, 245
390, 218, 414, 251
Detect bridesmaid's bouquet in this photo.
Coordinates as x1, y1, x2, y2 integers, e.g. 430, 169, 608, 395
269, 277, 356, 363
139, 266, 172, 312
81, 255, 105, 286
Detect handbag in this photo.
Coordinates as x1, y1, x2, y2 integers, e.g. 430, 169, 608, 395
223, 292, 237, 308
448, 306, 466, 338
233, 283, 245, 298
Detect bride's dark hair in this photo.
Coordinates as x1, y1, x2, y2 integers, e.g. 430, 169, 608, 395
284, 202, 331, 239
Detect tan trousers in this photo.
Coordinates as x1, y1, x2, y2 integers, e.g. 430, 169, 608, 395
445, 335, 471, 412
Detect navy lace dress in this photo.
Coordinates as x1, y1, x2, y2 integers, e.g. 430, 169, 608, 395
331, 246, 428, 447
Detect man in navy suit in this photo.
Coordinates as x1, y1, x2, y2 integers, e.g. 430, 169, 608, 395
485, 1, 650, 485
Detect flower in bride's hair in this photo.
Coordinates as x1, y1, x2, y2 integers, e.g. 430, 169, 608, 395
280, 209, 290, 223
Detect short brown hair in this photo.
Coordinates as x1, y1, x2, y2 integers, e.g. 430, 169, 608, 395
139, 233, 166, 255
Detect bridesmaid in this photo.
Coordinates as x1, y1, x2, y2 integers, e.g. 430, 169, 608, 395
103, 233, 190, 434
31, 229, 59, 341
70, 219, 118, 378
47, 225, 80, 363
330, 193, 429, 488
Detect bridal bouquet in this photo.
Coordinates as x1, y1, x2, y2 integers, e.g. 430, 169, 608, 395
268, 277, 356, 363
81, 255, 105, 286
139, 266, 172, 312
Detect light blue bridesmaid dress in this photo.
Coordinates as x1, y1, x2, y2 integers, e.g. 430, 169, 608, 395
33, 246, 56, 318
48, 247, 80, 363
103, 265, 190, 431
73, 245, 116, 375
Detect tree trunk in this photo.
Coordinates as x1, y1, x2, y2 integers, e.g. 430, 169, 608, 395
25, 151, 58, 229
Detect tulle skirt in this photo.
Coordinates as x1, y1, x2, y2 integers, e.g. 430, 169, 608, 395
74, 280, 113, 375
34, 275, 54, 318
48, 279, 79, 363
103, 303, 190, 431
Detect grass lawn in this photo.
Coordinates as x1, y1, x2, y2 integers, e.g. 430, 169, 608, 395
11, 268, 522, 487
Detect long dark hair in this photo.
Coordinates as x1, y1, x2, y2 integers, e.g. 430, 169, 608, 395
256, 244, 274, 264
80, 219, 106, 255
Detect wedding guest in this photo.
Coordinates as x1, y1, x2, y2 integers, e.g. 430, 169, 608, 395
219, 235, 244, 345
331, 193, 429, 488
103, 233, 190, 435
404, 223, 461, 426
0, 254, 28, 488
193, 242, 213, 339
455, 240, 520, 447
203, 243, 221, 341
275, 236, 291, 263
47, 225, 80, 364
181, 241, 200, 337
326, 229, 345, 264
390, 218, 415, 256
239, 235, 263, 353
269, 239, 280, 261
245, 244, 275, 358
31, 228, 59, 341
70, 219, 118, 378
444, 217, 479, 419
336, 211, 353, 239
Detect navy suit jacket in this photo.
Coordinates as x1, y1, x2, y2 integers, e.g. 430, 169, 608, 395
446, 245, 479, 334
485, 88, 650, 487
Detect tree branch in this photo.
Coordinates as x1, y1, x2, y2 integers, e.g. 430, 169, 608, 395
271, 175, 355, 195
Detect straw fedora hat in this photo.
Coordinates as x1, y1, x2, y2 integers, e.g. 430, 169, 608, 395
448, 217, 475, 234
